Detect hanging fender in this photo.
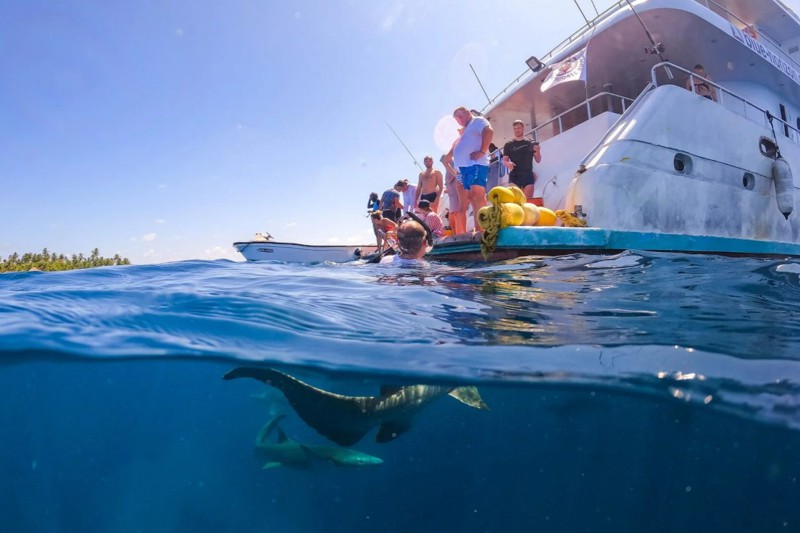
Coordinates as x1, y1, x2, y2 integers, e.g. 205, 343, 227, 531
771, 156, 794, 220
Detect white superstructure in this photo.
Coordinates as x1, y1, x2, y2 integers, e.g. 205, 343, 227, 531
436, 0, 800, 258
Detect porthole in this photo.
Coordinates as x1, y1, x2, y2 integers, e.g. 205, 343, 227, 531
673, 153, 693, 174
742, 172, 755, 190
759, 137, 778, 158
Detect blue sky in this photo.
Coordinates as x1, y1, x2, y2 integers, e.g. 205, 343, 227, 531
3, 0, 793, 263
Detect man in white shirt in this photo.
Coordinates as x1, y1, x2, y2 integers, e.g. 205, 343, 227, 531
447, 106, 493, 230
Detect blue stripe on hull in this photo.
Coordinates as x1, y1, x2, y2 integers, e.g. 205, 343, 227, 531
429, 227, 800, 259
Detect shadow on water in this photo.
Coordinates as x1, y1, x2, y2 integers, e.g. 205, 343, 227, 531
0, 357, 798, 533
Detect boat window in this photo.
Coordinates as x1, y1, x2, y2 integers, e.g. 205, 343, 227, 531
742, 173, 755, 190
673, 153, 693, 174
780, 104, 790, 138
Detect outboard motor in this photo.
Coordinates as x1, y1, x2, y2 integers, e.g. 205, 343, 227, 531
771, 156, 794, 220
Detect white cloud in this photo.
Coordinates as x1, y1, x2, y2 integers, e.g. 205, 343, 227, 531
283, 222, 298, 228
157, 184, 167, 189
201, 245, 240, 261
175, 28, 184, 37
155, 219, 166, 224
142, 233, 157, 242
143, 248, 156, 258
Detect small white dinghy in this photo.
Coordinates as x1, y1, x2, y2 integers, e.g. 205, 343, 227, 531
234, 233, 379, 263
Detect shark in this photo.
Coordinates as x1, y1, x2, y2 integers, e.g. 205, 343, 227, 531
254, 414, 383, 469
223, 366, 490, 446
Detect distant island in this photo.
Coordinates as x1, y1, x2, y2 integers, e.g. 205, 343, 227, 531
0, 248, 131, 272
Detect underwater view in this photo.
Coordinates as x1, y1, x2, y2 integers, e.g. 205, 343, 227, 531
1, 253, 799, 532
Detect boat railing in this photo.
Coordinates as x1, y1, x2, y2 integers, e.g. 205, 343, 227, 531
650, 61, 800, 143
693, 0, 800, 72
482, 0, 629, 112
483, 0, 800, 113
530, 91, 635, 142
577, 83, 657, 169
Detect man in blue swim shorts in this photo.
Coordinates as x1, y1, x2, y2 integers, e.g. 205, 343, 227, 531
448, 107, 493, 230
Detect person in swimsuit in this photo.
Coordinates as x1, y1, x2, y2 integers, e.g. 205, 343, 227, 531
371, 211, 397, 251
414, 156, 444, 213
685, 64, 717, 102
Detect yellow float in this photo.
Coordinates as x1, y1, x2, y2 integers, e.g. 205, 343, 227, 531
500, 203, 525, 228
477, 205, 495, 229
509, 186, 526, 205
537, 207, 557, 226
487, 186, 515, 204
522, 203, 540, 226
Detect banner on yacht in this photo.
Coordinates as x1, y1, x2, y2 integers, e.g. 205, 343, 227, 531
729, 23, 800, 87
541, 47, 587, 92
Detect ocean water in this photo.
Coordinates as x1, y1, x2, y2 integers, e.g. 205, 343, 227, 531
1, 252, 799, 532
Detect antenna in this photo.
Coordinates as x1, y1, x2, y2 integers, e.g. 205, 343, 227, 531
469, 63, 491, 105
384, 121, 422, 170
623, 0, 674, 79
572, 0, 590, 24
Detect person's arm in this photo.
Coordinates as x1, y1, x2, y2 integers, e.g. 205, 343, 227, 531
435, 170, 443, 195
533, 142, 541, 164
445, 144, 457, 174
471, 122, 494, 160
414, 175, 423, 207
709, 75, 718, 101
502, 142, 514, 170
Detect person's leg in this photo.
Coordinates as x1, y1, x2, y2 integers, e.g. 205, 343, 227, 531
523, 183, 535, 200
457, 185, 469, 232
470, 166, 489, 230
470, 185, 487, 230
431, 191, 440, 214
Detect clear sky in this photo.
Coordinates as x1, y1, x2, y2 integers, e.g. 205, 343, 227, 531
2, 0, 797, 263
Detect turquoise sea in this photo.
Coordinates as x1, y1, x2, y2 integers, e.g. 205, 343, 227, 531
1, 252, 799, 532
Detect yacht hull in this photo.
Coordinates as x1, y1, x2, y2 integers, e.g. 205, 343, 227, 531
428, 227, 800, 261
234, 241, 379, 263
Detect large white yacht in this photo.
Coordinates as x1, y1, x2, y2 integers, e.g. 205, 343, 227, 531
431, 0, 800, 260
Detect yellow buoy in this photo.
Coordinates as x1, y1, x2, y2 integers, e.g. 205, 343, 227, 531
509, 186, 526, 205
488, 186, 515, 204
522, 203, 540, 226
500, 203, 525, 228
478, 205, 495, 229
537, 207, 557, 226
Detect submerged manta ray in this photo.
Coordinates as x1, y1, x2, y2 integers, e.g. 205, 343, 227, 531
255, 414, 383, 469
223, 367, 490, 446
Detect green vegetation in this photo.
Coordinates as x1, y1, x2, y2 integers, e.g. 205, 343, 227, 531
0, 248, 131, 272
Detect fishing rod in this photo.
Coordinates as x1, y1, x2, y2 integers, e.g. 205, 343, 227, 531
384, 120, 423, 170
572, 0, 590, 24
623, 0, 673, 79
469, 63, 492, 105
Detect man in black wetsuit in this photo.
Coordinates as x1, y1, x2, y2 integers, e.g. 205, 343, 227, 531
502, 119, 541, 200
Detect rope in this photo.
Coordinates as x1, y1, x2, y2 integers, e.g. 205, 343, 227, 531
479, 196, 504, 259
555, 210, 587, 227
